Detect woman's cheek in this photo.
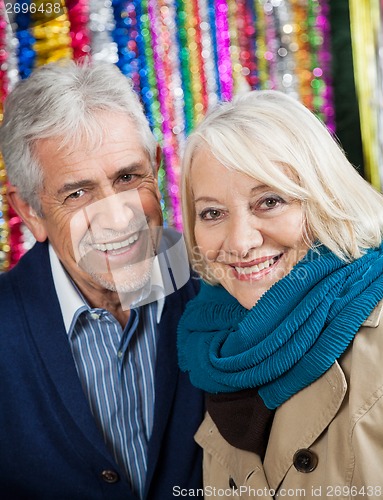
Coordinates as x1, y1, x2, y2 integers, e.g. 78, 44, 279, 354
195, 227, 215, 256
199, 244, 219, 263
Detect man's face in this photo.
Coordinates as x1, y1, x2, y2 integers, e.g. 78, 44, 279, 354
30, 112, 163, 303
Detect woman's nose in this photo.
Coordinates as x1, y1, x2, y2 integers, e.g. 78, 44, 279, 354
225, 213, 264, 259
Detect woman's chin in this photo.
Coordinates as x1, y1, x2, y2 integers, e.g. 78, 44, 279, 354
219, 280, 265, 309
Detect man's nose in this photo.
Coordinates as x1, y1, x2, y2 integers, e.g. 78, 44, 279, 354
87, 192, 140, 232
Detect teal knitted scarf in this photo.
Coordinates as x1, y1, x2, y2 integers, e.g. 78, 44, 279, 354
178, 243, 383, 409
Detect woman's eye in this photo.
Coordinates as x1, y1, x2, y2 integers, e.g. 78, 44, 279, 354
263, 198, 278, 208
259, 196, 284, 210
199, 209, 223, 220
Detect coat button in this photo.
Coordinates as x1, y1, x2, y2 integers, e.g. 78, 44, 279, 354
229, 477, 238, 490
101, 470, 120, 483
293, 449, 318, 473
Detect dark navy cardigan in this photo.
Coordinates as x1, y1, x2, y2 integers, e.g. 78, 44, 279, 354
0, 240, 204, 499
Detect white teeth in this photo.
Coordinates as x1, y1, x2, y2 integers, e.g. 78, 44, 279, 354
235, 257, 277, 275
93, 233, 139, 252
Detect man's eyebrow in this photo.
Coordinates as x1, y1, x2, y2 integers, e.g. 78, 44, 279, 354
111, 163, 149, 179
57, 180, 95, 196
57, 163, 150, 196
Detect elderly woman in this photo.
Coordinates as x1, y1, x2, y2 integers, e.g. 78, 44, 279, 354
177, 90, 383, 497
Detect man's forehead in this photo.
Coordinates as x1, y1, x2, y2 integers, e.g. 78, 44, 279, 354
35, 133, 149, 165
34, 111, 144, 154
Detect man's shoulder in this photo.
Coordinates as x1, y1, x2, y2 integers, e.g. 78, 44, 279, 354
0, 241, 52, 304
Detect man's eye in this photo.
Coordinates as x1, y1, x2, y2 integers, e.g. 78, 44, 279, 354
66, 189, 85, 200
120, 174, 135, 183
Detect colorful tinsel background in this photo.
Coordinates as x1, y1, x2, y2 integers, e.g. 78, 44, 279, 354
0, 0, 380, 271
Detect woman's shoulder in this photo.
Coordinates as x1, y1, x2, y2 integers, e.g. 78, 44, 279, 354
340, 298, 383, 412
360, 298, 383, 328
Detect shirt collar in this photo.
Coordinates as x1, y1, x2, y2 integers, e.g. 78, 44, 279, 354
49, 244, 165, 333
125, 256, 165, 314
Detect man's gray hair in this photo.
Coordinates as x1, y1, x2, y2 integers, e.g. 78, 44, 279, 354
0, 59, 157, 213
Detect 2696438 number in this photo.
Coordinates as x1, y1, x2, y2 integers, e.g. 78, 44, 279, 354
5, 2, 62, 15
327, 486, 382, 497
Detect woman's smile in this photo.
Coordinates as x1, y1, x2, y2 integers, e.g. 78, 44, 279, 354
229, 253, 283, 280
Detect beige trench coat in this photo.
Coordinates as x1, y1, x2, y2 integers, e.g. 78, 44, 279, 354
195, 300, 383, 499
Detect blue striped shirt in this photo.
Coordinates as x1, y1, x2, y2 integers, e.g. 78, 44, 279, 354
49, 245, 164, 499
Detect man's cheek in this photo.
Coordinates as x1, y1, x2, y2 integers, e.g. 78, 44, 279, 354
140, 195, 163, 221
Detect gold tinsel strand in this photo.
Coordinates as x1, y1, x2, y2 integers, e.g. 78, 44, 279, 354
349, 0, 380, 190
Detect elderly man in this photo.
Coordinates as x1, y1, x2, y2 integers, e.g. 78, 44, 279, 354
0, 61, 203, 499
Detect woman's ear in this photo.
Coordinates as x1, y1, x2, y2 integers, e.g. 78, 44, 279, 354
7, 185, 48, 242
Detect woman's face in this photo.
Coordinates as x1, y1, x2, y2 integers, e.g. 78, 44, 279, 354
191, 149, 310, 309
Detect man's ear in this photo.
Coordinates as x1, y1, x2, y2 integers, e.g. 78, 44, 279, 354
7, 185, 48, 242
154, 144, 163, 200
155, 144, 162, 175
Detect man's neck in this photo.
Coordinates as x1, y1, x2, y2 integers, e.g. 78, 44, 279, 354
49, 244, 132, 329
80, 286, 132, 328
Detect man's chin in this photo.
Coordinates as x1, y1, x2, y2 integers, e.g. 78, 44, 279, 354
87, 261, 154, 296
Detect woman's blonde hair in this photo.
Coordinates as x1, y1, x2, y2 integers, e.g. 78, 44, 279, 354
181, 90, 383, 283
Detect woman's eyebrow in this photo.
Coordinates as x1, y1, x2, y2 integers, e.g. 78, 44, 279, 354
250, 184, 270, 194
194, 196, 221, 204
